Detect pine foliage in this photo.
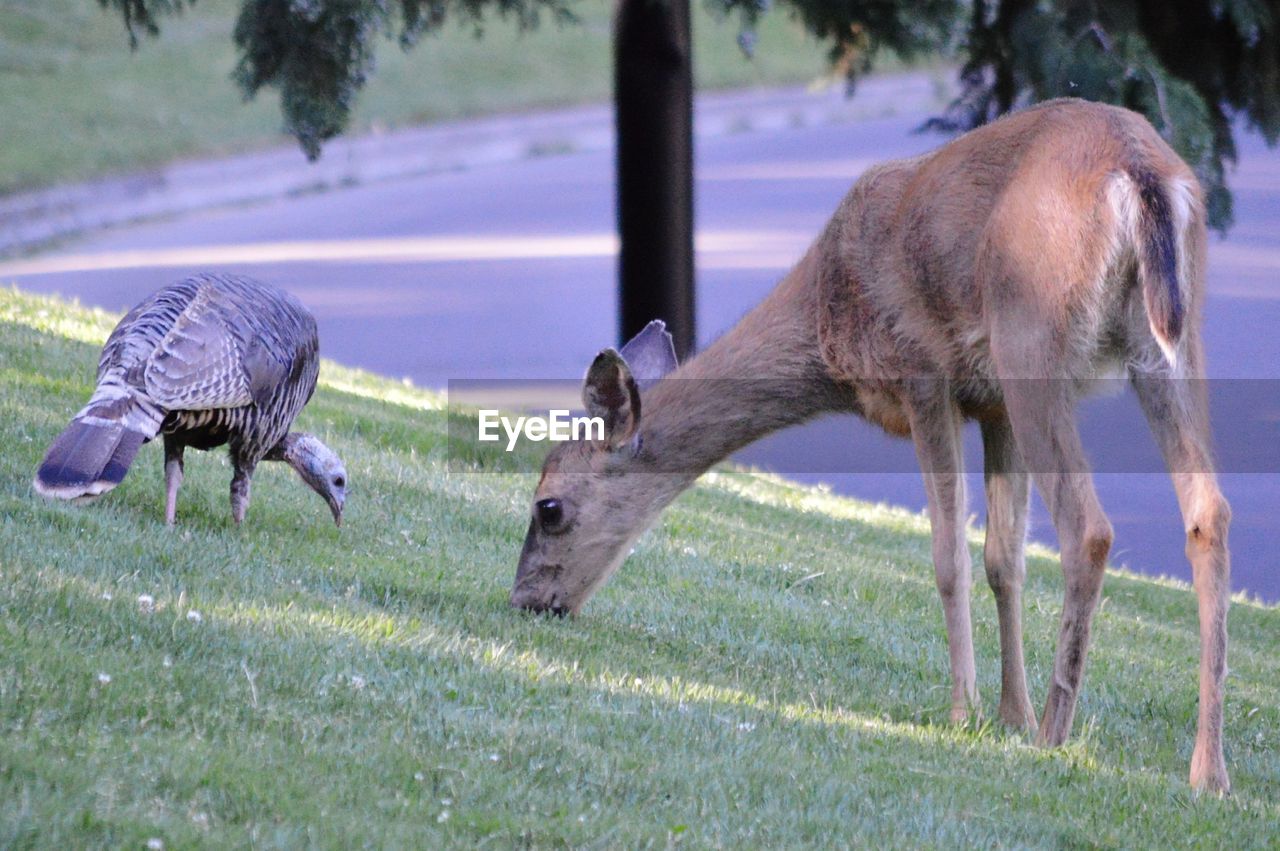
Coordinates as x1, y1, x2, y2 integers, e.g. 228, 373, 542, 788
104, 0, 1280, 231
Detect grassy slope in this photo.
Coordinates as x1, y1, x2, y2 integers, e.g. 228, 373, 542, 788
1, 0, 833, 194
0, 285, 1278, 847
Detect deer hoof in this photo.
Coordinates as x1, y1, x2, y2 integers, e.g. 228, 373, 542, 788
1190, 747, 1230, 796
998, 698, 1038, 733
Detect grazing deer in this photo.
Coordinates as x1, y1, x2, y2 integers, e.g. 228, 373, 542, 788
511, 99, 1232, 793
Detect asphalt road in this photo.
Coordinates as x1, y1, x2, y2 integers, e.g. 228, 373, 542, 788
4, 98, 1279, 600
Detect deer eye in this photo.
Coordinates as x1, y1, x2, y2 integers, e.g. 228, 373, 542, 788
535, 498, 564, 531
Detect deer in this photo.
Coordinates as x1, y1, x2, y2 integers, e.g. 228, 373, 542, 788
510, 98, 1232, 793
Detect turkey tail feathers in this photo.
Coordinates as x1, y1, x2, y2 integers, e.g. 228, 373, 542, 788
34, 421, 147, 501
33, 383, 164, 502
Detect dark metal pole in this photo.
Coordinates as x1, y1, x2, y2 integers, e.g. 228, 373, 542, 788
613, 0, 696, 360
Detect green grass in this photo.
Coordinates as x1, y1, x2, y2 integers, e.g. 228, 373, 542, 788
1, 0, 837, 194
1, 284, 1278, 847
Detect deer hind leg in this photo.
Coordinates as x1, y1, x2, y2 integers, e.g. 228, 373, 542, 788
999, 373, 1113, 747
1131, 370, 1231, 794
907, 384, 978, 723
980, 416, 1037, 731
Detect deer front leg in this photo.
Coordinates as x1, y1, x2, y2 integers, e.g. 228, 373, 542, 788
1000, 375, 1112, 748
980, 417, 1038, 732
908, 388, 978, 724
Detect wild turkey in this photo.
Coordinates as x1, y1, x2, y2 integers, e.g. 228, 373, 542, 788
33, 273, 346, 526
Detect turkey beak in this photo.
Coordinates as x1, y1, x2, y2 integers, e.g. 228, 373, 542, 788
328, 493, 344, 527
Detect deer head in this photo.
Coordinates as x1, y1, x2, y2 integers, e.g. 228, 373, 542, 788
510, 321, 679, 616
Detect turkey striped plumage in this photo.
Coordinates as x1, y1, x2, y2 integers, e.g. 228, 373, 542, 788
34, 273, 346, 525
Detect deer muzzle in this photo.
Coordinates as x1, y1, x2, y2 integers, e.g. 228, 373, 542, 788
509, 579, 570, 617
510, 530, 570, 615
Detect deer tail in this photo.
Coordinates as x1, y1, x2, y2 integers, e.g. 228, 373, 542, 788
1121, 165, 1195, 369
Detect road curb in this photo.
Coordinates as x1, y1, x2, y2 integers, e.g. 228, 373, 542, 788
0, 72, 948, 257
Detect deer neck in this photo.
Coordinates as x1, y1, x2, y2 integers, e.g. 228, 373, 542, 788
637, 248, 844, 486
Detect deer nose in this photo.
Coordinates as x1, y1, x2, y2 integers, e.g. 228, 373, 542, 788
509, 589, 569, 618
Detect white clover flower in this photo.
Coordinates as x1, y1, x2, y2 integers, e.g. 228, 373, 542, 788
488, 753, 500, 763
350, 675, 366, 690
137, 594, 156, 614
101, 591, 113, 601
186, 610, 203, 623
96, 672, 111, 685
737, 721, 756, 732
437, 810, 450, 824
146, 838, 164, 850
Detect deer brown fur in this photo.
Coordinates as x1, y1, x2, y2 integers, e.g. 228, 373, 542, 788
512, 99, 1232, 793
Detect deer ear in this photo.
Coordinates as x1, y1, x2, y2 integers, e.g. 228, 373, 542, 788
618, 320, 679, 390
583, 348, 641, 449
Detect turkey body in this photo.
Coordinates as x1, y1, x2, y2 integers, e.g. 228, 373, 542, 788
34, 273, 342, 525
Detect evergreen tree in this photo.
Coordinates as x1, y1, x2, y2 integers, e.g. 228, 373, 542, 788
100, 0, 1280, 231
914, 0, 1280, 229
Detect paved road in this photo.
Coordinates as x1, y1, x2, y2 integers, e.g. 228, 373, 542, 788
4, 96, 1279, 600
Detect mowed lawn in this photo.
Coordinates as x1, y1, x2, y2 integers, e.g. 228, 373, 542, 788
1, 285, 1278, 847
1, 0, 834, 194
